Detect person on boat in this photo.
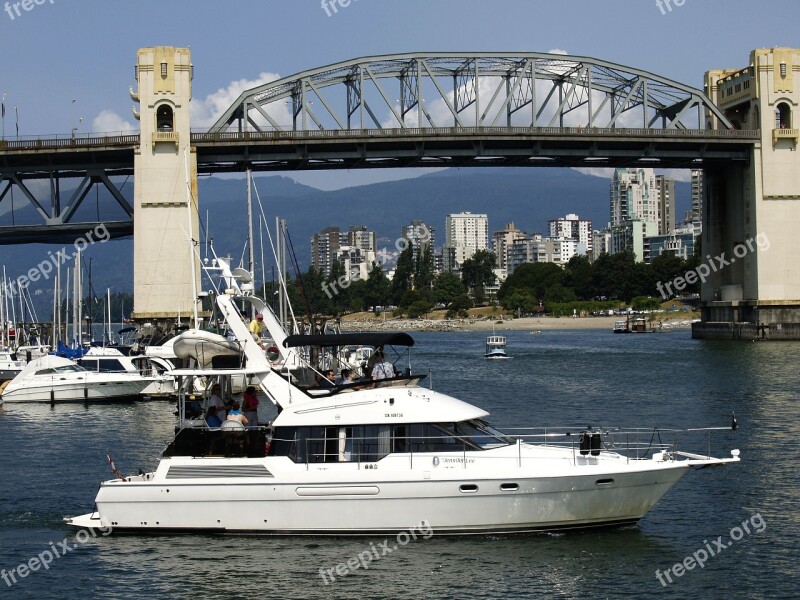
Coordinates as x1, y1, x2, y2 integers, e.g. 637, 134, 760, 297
319, 370, 336, 388
371, 350, 394, 381
226, 401, 249, 425
249, 313, 264, 340
364, 345, 384, 377
208, 384, 227, 422
242, 385, 259, 426
205, 406, 223, 428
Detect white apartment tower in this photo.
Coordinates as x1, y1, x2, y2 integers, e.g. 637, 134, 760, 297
444, 212, 489, 272
548, 214, 592, 256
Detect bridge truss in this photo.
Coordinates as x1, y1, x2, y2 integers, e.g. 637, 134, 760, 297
211, 52, 732, 133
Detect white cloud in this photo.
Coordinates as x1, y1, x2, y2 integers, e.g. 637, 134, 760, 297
191, 72, 289, 129
547, 48, 569, 55
92, 109, 136, 133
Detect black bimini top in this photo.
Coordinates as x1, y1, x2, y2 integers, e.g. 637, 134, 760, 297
282, 332, 415, 348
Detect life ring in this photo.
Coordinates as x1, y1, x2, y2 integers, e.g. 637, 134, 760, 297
266, 346, 280, 362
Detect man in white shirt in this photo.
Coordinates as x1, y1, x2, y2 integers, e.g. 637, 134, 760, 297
208, 384, 227, 422
371, 350, 394, 381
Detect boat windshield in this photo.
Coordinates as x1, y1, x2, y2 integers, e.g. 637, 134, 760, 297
36, 365, 87, 375
442, 420, 515, 449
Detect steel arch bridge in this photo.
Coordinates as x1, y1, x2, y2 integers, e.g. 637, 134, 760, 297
210, 52, 732, 133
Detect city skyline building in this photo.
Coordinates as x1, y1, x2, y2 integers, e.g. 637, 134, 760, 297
548, 213, 593, 256
492, 222, 527, 271
443, 212, 489, 272
655, 175, 676, 235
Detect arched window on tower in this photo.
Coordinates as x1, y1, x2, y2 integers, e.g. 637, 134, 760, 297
156, 104, 174, 131
775, 102, 791, 129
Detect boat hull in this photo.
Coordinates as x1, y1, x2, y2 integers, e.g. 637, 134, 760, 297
1, 379, 148, 403
67, 460, 689, 535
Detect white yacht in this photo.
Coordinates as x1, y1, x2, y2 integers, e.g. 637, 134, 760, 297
77, 347, 179, 398
66, 292, 740, 535
0, 355, 150, 403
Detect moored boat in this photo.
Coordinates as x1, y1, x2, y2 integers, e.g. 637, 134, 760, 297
0, 355, 150, 403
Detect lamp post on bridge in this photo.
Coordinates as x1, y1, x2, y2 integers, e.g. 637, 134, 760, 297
2, 92, 6, 141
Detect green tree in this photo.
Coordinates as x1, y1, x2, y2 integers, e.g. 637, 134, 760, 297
461, 250, 497, 304
432, 272, 466, 307
498, 262, 565, 308
392, 245, 415, 305
446, 294, 473, 318
414, 244, 435, 292
564, 255, 593, 300
364, 262, 391, 310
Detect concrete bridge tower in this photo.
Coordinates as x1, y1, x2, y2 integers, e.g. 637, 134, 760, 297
130, 46, 200, 322
696, 47, 800, 339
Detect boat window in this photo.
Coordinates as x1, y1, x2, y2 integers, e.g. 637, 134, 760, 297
51, 365, 86, 374
78, 358, 126, 373
453, 420, 514, 448
35, 368, 57, 375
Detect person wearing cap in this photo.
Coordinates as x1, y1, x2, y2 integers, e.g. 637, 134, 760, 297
249, 313, 264, 339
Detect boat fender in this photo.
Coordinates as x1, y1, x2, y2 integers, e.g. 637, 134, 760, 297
264, 441, 271, 456
579, 429, 592, 456
590, 432, 602, 456
0, 380, 8, 396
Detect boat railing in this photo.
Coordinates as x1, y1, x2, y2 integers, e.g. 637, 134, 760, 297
279, 425, 736, 469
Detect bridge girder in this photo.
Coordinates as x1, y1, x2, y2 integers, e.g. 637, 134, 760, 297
210, 52, 733, 134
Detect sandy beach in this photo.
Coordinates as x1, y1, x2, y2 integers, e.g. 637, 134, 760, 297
339, 313, 699, 333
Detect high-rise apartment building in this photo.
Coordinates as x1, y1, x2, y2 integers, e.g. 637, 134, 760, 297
401, 220, 436, 263
312, 225, 376, 277
443, 212, 489, 272
492, 223, 526, 271
610, 168, 659, 260
655, 175, 676, 235
547, 213, 592, 256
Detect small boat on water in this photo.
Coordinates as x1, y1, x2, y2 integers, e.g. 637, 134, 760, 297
66, 292, 741, 536
485, 334, 508, 359
613, 320, 631, 334
0, 355, 150, 403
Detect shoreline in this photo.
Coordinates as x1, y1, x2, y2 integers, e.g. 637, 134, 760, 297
340, 315, 698, 333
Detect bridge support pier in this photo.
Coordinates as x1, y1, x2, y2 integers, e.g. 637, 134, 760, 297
130, 46, 201, 327
694, 47, 800, 340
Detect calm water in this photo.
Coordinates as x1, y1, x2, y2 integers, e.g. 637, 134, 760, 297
1, 329, 798, 599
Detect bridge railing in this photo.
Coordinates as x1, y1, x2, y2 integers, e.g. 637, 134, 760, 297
0, 133, 139, 151
189, 126, 760, 143
0, 126, 759, 152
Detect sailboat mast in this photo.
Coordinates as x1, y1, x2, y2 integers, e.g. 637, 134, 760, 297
247, 168, 255, 287
184, 148, 199, 329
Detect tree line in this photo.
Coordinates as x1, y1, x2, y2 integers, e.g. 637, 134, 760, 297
279, 245, 700, 321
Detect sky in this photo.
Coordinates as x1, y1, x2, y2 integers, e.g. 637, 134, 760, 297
1, 0, 798, 189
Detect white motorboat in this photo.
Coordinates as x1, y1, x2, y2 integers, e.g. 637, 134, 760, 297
78, 347, 179, 398
66, 291, 741, 535
0, 355, 150, 403
0, 350, 25, 382
484, 334, 508, 359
